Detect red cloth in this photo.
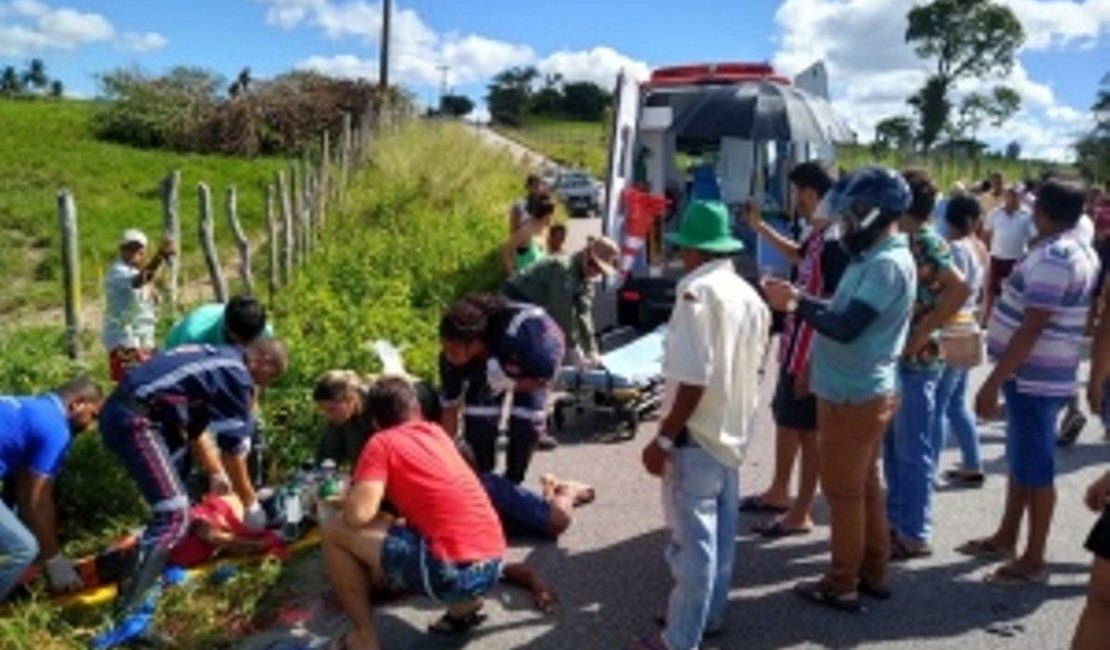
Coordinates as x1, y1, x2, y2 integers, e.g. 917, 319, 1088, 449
169, 494, 287, 567
353, 421, 506, 562
620, 188, 669, 239
108, 347, 154, 382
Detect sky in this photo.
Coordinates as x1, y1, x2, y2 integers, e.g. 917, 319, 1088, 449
0, 0, 1107, 161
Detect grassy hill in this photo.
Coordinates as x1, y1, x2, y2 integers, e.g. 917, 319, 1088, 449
495, 116, 1067, 191
0, 99, 285, 320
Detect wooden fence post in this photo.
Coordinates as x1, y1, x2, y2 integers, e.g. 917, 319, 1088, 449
161, 170, 181, 315
318, 132, 329, 232
266, 184, 279, 303
57, 189, 81, 359
277, 170, 293, 283
289, 162, 302, 266
226, 185, 253, 295
340, 112, 352, 203
198, 183, 227, 302
300, 153, 312, 255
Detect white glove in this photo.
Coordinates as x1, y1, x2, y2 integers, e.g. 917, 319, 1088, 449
566, 346, 586, 372
243, 501, 267, 531
486, 358, 516, 395
45, 554, 83, 592
209, 471, 232, 496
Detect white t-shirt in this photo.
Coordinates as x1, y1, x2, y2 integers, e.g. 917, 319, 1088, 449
102, 260, 157, 349
985, 207, 1036, 260
660, 259, 770, 469
1076, 213, 1095, 245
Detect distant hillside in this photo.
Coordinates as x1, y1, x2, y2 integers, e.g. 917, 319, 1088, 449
0, 99, 284, 320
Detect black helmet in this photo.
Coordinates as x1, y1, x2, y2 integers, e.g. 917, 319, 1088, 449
825, 166, 911, 256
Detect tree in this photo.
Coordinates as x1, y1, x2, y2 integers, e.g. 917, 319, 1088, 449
485, 65, 538, 126
560, 81, 610, 121
22, 58, 48, 93
1005, 140, 1021, 160
0, 66, 24, 95
439, 93, 474, 117
1075, 72, 1110, 181
873, 115, 916, 152
905, 0, 1024, 150
950, 86, 1021, 145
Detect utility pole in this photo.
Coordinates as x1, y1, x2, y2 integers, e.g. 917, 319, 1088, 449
378, 0, 391, 90
437, 64, 449, 111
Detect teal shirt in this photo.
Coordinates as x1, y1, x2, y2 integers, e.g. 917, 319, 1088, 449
811, 234, 916, 403
164, 303, 273, 349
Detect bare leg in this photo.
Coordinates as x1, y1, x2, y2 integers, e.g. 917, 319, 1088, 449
990, 477, 1027, 549
1007, 485, 1055, 574
759, 427, 799, 508
322, 516, 391, 650
779, 429, 818, 530
1073, 556, 1110, 650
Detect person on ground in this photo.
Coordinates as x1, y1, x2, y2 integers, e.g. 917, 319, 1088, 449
958, 178, 1100, 586
314, 370, 375, 468
103, 229, 174, 381
741, 161, 849, 539
100, 338, 288, 620
634, 200, 770, 650
321, 376, 507, 650
980, 182, 1036, 326
439, 294, 564, 483
163, 294, 273, 509
763, 166, 916, 612
1071, 261, 1110, 648
167, 492, 287, 568
502, 193, 556, 276
884, 169, 971, 561
933, 194, 987, 487
0, 377, 102, 600
502, 235, 620, 371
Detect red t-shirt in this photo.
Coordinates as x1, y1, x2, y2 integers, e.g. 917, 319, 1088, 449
353, 420, 506, 562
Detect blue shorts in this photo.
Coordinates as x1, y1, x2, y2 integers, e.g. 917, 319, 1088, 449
480, 473, 553, 538
1003, 382, 1067, 487
380, 525, 501, 604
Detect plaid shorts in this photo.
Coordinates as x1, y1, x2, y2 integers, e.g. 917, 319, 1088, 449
380, 524, 501, 604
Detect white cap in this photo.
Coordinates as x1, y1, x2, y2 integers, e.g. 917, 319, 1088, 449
120, 229, 148, 248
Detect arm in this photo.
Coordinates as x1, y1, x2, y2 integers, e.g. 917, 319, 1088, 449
1088, 281, 1110, 414
131, 241, 173, 288
976, 307, 1053, 418
904, 265, 971, 355
193, 521, 269, 554
440, 402, 461, 440
343, 479, 385, 529
17, 471, 61, 558
658, 384, 707, 439
221, 450, 256, 506
795, 295, 880, 344
744, 201, 801, 265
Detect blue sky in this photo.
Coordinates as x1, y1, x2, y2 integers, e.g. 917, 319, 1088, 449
0, 0, 1106, 160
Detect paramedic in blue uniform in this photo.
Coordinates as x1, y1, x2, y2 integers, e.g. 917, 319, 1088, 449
0, 377, 102, 601
438, 294, 565, 484
99, 338, 287, 619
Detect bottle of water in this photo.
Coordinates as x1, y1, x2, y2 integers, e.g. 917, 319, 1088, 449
282, 484, 303, 540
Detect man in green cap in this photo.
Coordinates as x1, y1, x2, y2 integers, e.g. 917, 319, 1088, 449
635, 200, 770, 650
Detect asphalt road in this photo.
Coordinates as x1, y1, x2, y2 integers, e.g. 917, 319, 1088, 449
238, 130, 1109, 650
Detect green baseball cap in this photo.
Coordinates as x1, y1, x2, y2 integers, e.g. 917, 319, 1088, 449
665, 201, 744, 253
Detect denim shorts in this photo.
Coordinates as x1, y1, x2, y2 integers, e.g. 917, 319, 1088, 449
380, 524, 502, 604
1003, 382, 1067, 487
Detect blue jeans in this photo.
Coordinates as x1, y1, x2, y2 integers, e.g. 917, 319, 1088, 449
931, 366, 982, 472
884, 366, 941, 544
661, 445, 739, 650
0, 500, 38, 601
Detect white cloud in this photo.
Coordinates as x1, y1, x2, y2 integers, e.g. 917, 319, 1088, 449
297, 53, 377, 80
536, 47, 651, 89
0, 1, 114, 56
772, 0, 1100, 161
119, 31, 167, 53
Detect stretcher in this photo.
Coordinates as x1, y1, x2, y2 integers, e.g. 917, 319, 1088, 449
553, 327, 666, 439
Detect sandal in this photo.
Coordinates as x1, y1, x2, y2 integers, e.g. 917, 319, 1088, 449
752, 518, 811, 539
858, 580, 892, 600
738, 495, 789, 514
983, 564, 1049, 587
793, 579, 863, 613
890, 537, 933, 562
955, 538, 1015, 560
427, 608, 487, 636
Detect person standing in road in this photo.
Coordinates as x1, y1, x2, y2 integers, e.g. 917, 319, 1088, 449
634, 200, 770, 650
980, 182, 1036, 325
103, 229, 174, 381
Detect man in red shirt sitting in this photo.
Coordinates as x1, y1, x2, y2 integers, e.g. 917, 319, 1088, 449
321, 376, 507, 650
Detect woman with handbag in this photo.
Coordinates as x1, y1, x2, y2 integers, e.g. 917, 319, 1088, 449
933, 194, 988, 487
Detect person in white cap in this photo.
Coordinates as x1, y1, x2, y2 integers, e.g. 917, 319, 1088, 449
102, 229, 174, 381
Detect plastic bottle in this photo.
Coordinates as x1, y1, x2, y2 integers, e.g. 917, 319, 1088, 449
282, 484, 303, 540
316, 459, 342, 523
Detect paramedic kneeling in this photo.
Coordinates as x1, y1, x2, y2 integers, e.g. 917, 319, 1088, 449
322, 376, 506, 650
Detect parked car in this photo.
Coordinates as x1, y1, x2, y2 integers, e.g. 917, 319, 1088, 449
552, 169, 600, 217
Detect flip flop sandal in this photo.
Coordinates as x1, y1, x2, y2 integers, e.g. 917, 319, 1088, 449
793, 580, 863, 613
955, 538, 1015, 560
752, 518, 812, 539
738, 495, 789, 514
890, 538, 933, 562
983, 565, 1049, 587
858, 580, 892, 600
427, 609, 487, 636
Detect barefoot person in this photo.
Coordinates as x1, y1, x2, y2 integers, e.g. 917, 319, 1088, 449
959, 179, 1099, 585
322, 376, 506, 650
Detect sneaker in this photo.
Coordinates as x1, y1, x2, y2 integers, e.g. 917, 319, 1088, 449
1057, 411, 1088, 447
536, 434, 559, 451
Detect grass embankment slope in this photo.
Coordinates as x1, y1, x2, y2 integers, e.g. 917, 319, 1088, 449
0, 121, 520, 650
497, 116, 1063, 190
0, 99, 284, 320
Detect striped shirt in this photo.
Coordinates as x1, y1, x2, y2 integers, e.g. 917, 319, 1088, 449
986, 229, 1101, 396
779, 225, 849, 373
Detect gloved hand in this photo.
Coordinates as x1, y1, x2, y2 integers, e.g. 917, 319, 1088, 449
45, 553, 83, 592
243, 501, 267, 531
566, 346, 586, 372
485, 357, 516, 395
209, 471, 232, 496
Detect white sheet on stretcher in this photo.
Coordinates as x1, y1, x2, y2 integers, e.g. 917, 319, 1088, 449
558, 328, 666, 390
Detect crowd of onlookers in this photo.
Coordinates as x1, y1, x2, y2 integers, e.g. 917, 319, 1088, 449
0, 159, 1107, 650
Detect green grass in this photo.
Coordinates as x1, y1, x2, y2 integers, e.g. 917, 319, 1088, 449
495, 117, 610, 177
0, 98, 286, 319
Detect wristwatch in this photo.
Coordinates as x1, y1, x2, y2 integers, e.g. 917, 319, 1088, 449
654, 435, 674, 453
